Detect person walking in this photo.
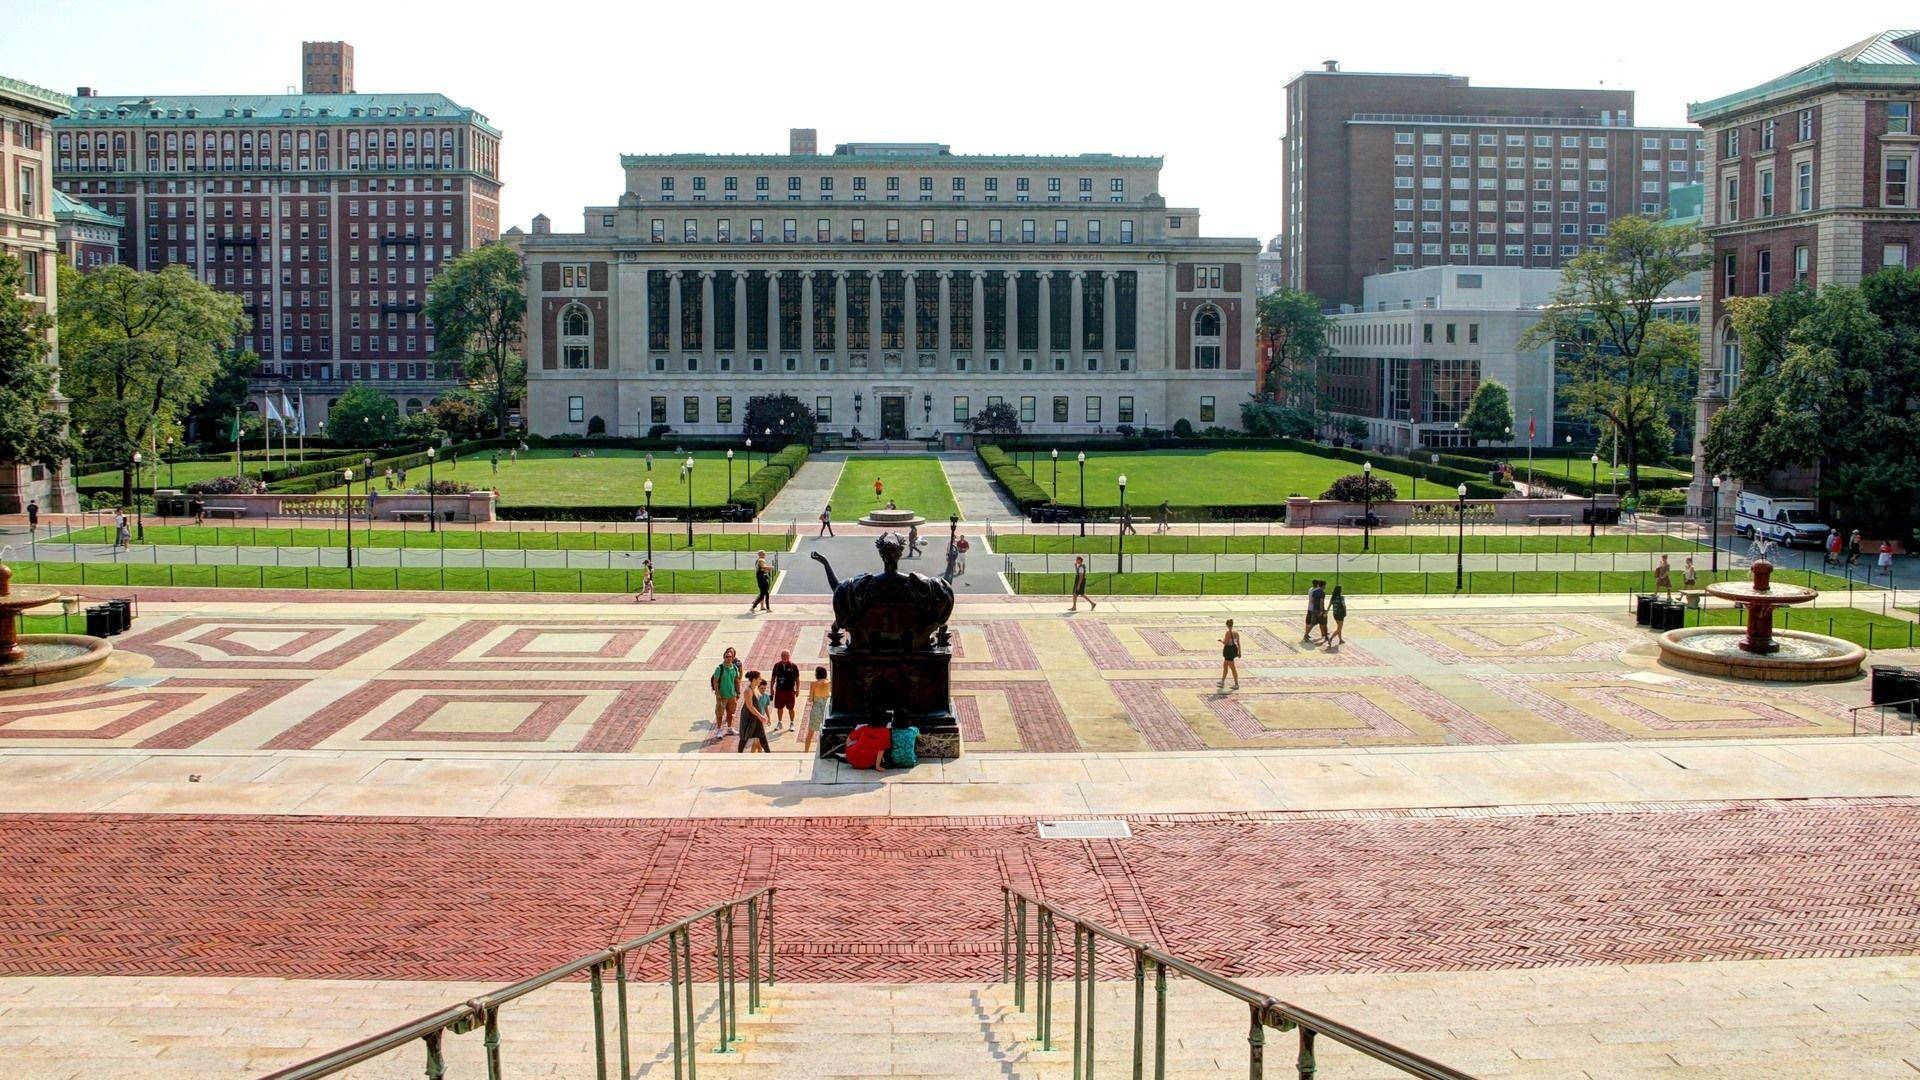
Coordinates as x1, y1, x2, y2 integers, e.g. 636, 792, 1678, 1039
1120, 508, 1138, 535
1218, 618, 1241, 691
907, 523, 925, 558
873, 477, 884, 504
1157, 501, 1170, 534
1879, 540, 1895, 580
1825, 529, 1841, 566
954, 535, 970, 577
490, 452, 499, 475
25, 499, 37, 537
1069, 555, 1097, 611
818, 503, 835, 537
509, 447, 518, 465
192, 497, 205, 526
802, 665, 830, 752
114, 512, 131, 551
736, 672, 772, 753
1328, 584, 1348, 647
646, 452, 654, 473
1683, 555, 1698, 589
1654, 554, 1674, 595
636, 558, 656, 602
770, 650, 801, 733
709, 647, 743, 739
1847, 529, 1862, 570
1302, 579, 1327, 645
749, 550, 773, 612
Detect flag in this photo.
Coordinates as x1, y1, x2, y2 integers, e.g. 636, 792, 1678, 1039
231, 412, 241, 444
1527, 413, 1535, 440
280, 393, 300, 435
264, 396, 282, 429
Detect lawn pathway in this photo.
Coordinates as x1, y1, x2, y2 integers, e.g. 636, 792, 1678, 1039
940, 453, 1023, 524
762, 454, 844, 523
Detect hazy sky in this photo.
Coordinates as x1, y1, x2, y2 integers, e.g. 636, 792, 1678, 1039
6, 0, 1914, 241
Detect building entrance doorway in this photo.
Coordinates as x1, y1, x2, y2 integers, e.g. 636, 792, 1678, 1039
880, 395, 907, 439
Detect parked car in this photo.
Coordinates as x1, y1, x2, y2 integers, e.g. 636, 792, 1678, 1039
1733, 492, 1831, 548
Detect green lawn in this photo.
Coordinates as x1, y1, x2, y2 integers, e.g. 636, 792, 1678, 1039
828, 456, 960, 522
7, 561, 754, 595
1012, 567, 1866, 597
77, 459, 267, 488
1006, 449, 1433, 508
991, 533, 1704, 555
1518, 455, 1691, 487
302, 449, 765, 507
60, 524, 772, 552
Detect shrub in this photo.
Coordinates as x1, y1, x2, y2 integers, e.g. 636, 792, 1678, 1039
967, 401, 1021, 435
728, 443, 808, 512
423, 479, 476, 495
1320, 474, 1399, 503
586, 415, 607, 435
1173, 418, 1195, 437
184, 474, 267, 495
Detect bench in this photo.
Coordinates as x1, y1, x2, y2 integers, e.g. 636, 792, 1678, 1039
203, 505, 247, 519
388, 509, 435, 522
1529, 514, 1573, 526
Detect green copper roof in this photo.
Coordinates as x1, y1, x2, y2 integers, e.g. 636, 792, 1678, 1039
0, 74, 72, 116
60, 92, 498, 136
1690, 31, 1920, 122
620, 152, 1161, 169
53, 189, 123, 228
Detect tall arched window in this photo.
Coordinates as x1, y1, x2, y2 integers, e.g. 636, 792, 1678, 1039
560, 303, 592, 369
405, 397, 423, 414
1192, 304, 1223, 369
1718, 320, 1742, 398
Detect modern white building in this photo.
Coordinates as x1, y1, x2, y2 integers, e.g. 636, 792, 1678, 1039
512, 130, 1258, 439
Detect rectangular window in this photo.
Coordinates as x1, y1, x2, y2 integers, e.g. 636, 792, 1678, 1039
1795, 244, 1809, 281
1116, 396, 1134, 424
1796, 162, 1813, 211
1723, 252, 1737, 295
1019, 395, 1036, 423
989, 219, 1003, 242
1054, 219, 1068, 242
953, 395, 969, 423
1087, 219, 1101, 243
1892, 102, 1913, 135
1725, 128, 1740, 157
1798, 110, 1814, 141
683, 396, 700, 424
1084, 396, 1100, 423
1722, 175, 1739, 222
1119, 219, 1134, 243
885, 218, 900, 241
1758, 168, 1774, 216
817, 217, 830, 241
1757, 249, 1772, 292
815, 395, 832, 422
717, 218, 731, 241
955, 219, 969, 242
716, 396, 732, 424
1198, 396, 1215, 423
1020, 219, 1036, 242
568, 396, 585, 423
1885, 154, 1912, 207
851, 218, 865, 242
921, 218, 934, 242
1052, 396, 1069, 423
1885, 242, 1909, 269
683, 218, 698, 241
782, 218, 797, 241
750, 218, 765, 242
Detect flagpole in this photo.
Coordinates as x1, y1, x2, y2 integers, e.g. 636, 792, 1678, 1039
297, 389, 306, 462
233, 406, 242, 478
1526, 412, 1535, 489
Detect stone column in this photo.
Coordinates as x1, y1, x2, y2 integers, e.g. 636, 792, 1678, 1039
1103, 270, 1117, 369
1004, 269, 1018, 356
766, 269, 782, 357
936, 270, 953, 369
668, 270, 683, 355
800, 270, 815, 367
1037, 270, 1053, 362
833, 270, 849, 368
1069, 270, 1085, 368
699, 270, 715, 360
970, 270, 987, 364
903, 270, 919, 362
732, 270, 747, 362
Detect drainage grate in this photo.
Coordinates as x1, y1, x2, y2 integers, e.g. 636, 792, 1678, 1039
1037, 820, 1132, 839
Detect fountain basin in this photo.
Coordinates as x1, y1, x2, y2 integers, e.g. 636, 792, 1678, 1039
1658, 627, 1864, 682
0, 634, 114, 689
857, 508, 928, 529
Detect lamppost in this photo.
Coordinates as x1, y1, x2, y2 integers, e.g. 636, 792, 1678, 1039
1362, 460, 1374, 552
1588, 452, 1600, 550
949, 513, 959, 548
763, 428, 773, 468
1564, 433, 1572, 480
726, 448, 735, 495
1050, 448, 1059, 499
1709, 475, 1722, 574
1077, 452, 1087, 537
744, 438, 752, 480
165, 436, 176, 487
684, 455, 695, 544
364, 455, 375, 544
643, 478, 654, 561
426, 447, 437, 532
342, 469, 354, 570
131, 451, 144, 540
1115, 473, 1128, 574
853, 392, 863, 433
1455, 482, 1467, 591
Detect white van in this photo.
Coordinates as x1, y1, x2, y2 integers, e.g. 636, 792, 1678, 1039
1733, 492, 1831, 547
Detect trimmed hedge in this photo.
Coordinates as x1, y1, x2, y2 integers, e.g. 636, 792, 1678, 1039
979, 445, 1052, 511
728, 444, 808, 511
269, 437, 515, 494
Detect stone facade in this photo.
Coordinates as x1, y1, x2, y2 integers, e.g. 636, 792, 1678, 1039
513, 138, 1257, 439
1686, 31, 1920, 509
0, 74, 78, 513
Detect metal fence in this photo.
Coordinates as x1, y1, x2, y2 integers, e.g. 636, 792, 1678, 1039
20, 542, 776, 572
12, 560, 751, 596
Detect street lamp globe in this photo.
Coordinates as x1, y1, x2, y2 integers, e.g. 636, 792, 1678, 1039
1077, 451, 1086, 464
685, 455, 695, 470
132, 452, 142, 465
1456, 483, 1466, 498
726, 449, 734, 460
1051, 449, 1058, 460
342, 469, 352, 482
643, 479, 653, 495
427, 447, 435, 459
1590, 454, 1600, 466
1363, 461, 1371, 476
1712, 475, 1722, 489
1117, 473, 1127, 490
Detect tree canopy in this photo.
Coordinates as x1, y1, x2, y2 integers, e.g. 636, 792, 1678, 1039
0, 253, 74, 489
741, 393, 818, 444
59, 262, 248, 502
965, 400, 1020, 435
427, 243, 525, 437
1255, 289, 1330, 412
1519, 216, 1706, 496
323, 384, 403, 445
1459, 380, 1515, 445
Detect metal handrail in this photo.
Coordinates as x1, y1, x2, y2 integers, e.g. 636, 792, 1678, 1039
1003, 886, 1474, 1080
260, 887, 775, 1080
1851, 697, 1920, 736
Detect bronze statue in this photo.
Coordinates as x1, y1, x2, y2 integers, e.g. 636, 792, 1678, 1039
811, 533, 954, 652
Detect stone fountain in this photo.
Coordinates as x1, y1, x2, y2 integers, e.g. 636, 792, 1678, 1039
0, 559, 113, 689
1657, 559, 1864, 682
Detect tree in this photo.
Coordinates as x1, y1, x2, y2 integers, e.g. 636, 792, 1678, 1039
742, 393, 818, 444
1321, 473, 1398, 502
1704, 271, 1920, 530
1239, 397, 1314, 439
323, 384, 402, 445
422, 390, 487, 441
965, 400, 1020, 435
1256, 289, 1331, 412
59, 263, 248, 504
1519, 216, 1707, 497
1460, 380, 1515, 445
0, 253, 74, 495
427, 243, 525, 437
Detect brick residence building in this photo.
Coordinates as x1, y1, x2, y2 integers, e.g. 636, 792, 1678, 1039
1686, 29, 1920, 509
53, 189, 121, 269
51, 43, 502, 432
0, 74, 78, 513
1281, 65, 1705, 309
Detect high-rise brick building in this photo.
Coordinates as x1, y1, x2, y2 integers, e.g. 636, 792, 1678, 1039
1281, 65, 1706, 308
52, 44, 502, 429
302, 41, 354, 95
1685, 30, 1920, 509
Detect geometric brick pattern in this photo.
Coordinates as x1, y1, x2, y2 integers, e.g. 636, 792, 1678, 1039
0, 679, 303, 749
951, 681, 1079, 752
1470, 673, 1853, 741
1109, 676, 1515, 751
1070, 617, 1376, 669
1, 800, 1913, 983
118, 618, 418, 670
1375, 612, 1639, 665
395, 619, 713, 672
262, 679, 676, 753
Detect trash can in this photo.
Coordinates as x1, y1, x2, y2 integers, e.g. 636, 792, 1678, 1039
1651, 599, 1684, 631
1635, 594, 1654, 626
84, 605, 111, 638
107, 598, 131, 635
1872, 665, 1919, 714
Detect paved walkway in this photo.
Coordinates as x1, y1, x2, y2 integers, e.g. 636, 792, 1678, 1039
940, 453, 1025, 523
759, 456, 843, 523
781, 534, 1006, 595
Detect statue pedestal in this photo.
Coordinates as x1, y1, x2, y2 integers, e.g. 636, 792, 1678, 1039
818, 648, 962, 760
